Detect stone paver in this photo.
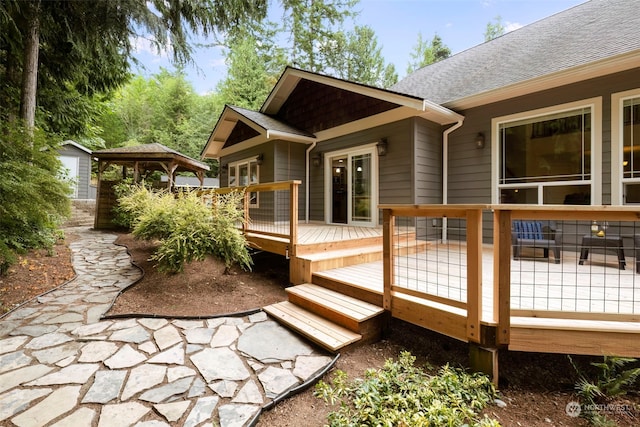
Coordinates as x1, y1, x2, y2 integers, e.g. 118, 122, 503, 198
0, 227, 333, 426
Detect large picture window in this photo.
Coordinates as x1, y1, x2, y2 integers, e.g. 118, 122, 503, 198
621, 97, 640, 203
496, 105, 595, 205
228, 157, 259, 206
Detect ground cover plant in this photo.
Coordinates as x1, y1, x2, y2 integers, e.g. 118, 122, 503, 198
315, 351, 500, 426
570, 356, 640, 426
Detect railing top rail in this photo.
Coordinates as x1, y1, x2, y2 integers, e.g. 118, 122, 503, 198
380, 203, 640, 221
380, 204, 489, 218
489, 204, 640, 213
201, 180, 302, 195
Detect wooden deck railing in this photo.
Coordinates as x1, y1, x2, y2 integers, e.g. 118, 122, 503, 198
202, 180, 301, 256
381, 204, 640, 349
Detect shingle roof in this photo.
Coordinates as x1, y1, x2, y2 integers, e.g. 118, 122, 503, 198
227, 106, 315, 138
94, 143, 209, 171
391, 0, 640, 106
94, 142, 181, 156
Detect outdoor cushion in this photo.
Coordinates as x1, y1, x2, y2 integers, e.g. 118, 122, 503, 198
512, 220, 562, 263
513, 221, 544, 240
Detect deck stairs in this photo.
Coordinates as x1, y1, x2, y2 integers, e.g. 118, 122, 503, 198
265, 228, 426, 352
264, 283, 385, 353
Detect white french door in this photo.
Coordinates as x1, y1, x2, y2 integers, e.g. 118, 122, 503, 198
324, 145, 378, 226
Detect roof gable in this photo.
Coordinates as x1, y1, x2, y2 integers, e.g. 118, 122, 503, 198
277, 79, 399, 134
202, 67, 463, 159
392, 0, 640, 108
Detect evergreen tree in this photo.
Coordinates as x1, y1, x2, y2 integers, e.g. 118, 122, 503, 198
406, 33, 451, 74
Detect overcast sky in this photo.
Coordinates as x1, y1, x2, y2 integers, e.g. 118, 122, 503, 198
132, 0, 586, 94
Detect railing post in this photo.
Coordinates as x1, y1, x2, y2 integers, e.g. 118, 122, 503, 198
382, 209, 394, 311
289, 181, 299, 255
493, 208, 511, 346
466, 209, 482, 343
243, 190, 250, 234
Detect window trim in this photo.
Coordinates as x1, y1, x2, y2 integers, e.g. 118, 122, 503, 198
611, 88, 640, 205
228, 157, 260, 207
491, 97, 602, 205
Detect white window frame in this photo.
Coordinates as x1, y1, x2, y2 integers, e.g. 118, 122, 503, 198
611, 88, 640, 205
228, 157, 260, 207
491, 97, 602, 205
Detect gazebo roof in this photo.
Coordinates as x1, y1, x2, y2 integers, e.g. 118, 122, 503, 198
93, 143, 209, 173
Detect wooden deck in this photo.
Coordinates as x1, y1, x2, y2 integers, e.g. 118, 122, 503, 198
212, 183, 640, 379
314, 242, 640, 357
315, 243, 640, 321
296, 223, 383, 245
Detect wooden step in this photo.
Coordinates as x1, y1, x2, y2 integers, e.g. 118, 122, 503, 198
287, 283, 383, 331
264, 301, 361, 352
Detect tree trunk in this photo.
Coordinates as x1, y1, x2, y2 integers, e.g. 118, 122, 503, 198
20, 0, 41, 133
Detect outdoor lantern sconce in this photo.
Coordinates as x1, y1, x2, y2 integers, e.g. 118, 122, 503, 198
312, 154, 321, 167
220, 164, 228, 174
376, 138, 388, 156
475, 133, 485, 149
256, 154, 264, 165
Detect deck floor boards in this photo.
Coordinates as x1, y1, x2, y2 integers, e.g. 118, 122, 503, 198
314, 242, 640, 324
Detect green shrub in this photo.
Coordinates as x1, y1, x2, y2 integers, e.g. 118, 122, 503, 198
115, 184, 252, 273
314, 351, 500, 427
112, 180, 156, 229
0, 123, 71, 274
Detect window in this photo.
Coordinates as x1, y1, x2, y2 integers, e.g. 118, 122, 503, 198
620, 95, 640, 203
493, 99, 601, 205
228, 157, 259, 206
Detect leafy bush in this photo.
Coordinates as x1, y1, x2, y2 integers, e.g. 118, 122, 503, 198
314, 351, 500, 427
114, 184, 251, 273
112, 180, 156, 229
0, 123, 71, 274
570, 355, 640, 426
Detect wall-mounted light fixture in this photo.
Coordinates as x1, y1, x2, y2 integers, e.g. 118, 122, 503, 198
376, 138, 388, 156
312, 154, 321, 167
475, 133, 485, 149
221, 164, 228, 174
256, 154, 264, 165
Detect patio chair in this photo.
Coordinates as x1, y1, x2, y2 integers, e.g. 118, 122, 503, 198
512, 220, 562, 263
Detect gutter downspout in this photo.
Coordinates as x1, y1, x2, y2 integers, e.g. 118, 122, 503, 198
442, 119, 464, 242
305, 142, 317, 223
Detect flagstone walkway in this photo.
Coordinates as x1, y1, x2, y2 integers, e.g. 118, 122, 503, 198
0, 227, 333, 426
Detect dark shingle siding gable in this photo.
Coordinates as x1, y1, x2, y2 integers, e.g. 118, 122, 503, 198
392, 0, 640, 105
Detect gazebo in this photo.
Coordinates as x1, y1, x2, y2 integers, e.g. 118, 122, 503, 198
92, 143, 210, 229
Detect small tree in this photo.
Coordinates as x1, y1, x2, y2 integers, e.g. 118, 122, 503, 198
484, 16, 506, 42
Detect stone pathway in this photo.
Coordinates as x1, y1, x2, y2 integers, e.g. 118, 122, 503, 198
0, 228, 333, 426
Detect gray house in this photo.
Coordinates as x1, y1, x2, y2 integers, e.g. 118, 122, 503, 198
58, 140, 94, 199
202, 0, 640, 225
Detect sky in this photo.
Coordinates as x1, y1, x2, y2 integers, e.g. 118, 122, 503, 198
132, 0, 587, 94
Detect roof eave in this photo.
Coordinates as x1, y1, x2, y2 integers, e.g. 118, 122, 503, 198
444, 51, 640, 111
